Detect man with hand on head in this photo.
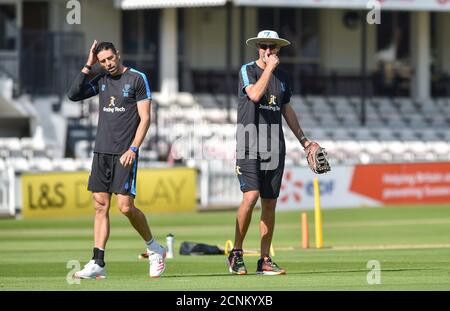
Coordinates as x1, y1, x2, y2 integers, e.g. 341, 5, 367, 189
67, 40, 166, 279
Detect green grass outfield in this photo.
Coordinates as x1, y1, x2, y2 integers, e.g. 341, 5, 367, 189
0, 205, 449, 291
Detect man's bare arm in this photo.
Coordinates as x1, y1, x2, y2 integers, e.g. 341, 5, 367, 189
119, 99, 151, 167
282, 103, 310, 148
131, 99, 151, 148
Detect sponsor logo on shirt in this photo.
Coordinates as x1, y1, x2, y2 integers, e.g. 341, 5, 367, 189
268, 95, 277, 106
101, 84, 106, 92
109, 96, 116, 107
258, 104, 280, 111
103, 96, 125, 113
259, 94, 280, 111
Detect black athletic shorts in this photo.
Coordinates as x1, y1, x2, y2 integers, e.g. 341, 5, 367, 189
235, 154, 285, 199
87, 152, 138, 197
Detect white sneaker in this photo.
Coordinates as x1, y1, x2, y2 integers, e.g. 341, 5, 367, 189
147, 244, 166, 278
74, 260, 106, 279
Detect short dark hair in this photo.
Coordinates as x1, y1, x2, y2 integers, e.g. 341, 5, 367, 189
95, 42, 117, 55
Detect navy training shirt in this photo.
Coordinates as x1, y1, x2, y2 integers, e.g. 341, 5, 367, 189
68, 68, 152, 155
236, 61, 293, 158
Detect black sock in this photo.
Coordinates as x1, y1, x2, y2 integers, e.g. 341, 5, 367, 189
92, 247, 99, 260
92, 247, 105, 267
96, 249, 105, 267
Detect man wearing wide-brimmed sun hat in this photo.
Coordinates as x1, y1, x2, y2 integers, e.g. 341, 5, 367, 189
228, 30, 315, 276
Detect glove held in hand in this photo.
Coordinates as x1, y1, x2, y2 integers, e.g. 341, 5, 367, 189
304, 142, 331, 174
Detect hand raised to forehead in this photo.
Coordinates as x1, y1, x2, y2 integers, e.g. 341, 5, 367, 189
86, 40, 98, 67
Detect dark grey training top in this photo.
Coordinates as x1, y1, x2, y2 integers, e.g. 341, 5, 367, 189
67, 68, 151, 154
237, 61, 292, 158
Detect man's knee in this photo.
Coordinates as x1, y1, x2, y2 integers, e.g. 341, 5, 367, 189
243, 191, 259, 207
93, 196, 110, 214
118, 202, 134, 217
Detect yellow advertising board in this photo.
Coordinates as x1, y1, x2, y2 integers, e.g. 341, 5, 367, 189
21, 168, 197, 219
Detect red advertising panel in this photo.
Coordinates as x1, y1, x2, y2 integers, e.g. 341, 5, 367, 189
350, 162, 450, 204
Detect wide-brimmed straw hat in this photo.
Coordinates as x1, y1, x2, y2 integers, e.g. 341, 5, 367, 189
246, 30, 291, 47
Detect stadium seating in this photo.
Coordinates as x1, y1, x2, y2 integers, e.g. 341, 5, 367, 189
156, 95, 450, 167
1, 95, 449, 172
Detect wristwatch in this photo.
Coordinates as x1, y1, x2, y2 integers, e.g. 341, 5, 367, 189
130, 146, 139, 153
84, 64, 92, 70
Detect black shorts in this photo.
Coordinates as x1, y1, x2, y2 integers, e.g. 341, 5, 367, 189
87, 152, 138, 197
236, 155, 285, 199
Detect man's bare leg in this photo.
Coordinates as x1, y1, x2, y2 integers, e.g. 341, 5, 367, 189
93, 192, 111, 249
117, 194, 152, 241
233, 190, 260, 249
260, 198, 277, 257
